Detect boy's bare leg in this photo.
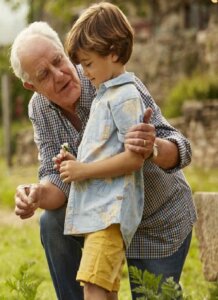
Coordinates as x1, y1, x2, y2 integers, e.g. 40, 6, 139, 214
84, 282, 107, 300
84, 283, 118, 300
107, 291, 118, 300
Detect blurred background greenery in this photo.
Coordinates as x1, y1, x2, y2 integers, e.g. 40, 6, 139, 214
1, 0, 218, 124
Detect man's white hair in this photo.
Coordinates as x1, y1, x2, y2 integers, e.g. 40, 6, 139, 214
10, 21, 64, 82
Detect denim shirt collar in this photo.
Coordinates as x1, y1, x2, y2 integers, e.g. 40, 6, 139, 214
98, 72, 135, 94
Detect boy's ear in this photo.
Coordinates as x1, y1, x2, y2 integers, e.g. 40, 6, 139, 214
23, 81, 36, 92
111, 53, 119, 63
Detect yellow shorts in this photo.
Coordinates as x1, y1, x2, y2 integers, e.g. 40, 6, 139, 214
76, 224, 125, 292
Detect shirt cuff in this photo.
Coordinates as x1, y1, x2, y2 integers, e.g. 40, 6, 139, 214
165, 136, 192, 173
40, 174, 70, 199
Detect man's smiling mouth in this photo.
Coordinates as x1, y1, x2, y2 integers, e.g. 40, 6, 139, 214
59, 81, 70, 92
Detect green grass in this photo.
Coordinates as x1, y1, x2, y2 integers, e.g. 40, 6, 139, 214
184, 165, 218, 193
0, 161, 38, 208
0, 217, 214, 300
0, 212, 56, 300
0, 158, 217, 299
180, 233, 215, 300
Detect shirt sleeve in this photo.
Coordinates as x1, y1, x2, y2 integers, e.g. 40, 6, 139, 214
110, 96, 145, 144
28, 93, 70, 198
134, 76, 192, 172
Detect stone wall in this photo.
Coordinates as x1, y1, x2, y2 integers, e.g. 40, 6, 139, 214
127, 4, 218, 106
170, 100, 218, 169
128, 18, 200, 105
194, 192, 218, 281
15, 100, 218, 169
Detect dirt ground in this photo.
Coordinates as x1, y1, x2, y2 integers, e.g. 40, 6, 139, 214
0, 208, 39, 227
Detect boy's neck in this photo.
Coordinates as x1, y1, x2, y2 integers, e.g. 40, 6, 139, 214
111, 65, 125, 79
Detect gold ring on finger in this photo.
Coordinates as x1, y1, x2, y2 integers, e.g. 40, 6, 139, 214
143, 140, 147, 147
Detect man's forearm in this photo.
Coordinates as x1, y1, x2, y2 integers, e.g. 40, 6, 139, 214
38, 181, 67, 209
151, 138, 179, 169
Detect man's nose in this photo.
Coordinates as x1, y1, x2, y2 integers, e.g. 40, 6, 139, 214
52, 66, 64, 81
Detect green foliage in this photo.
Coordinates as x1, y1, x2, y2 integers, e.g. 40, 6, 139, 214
0, 46, 10, 73
163, 75, 218, 118
129, 266, 162, 297
208, 282, 218, 300
4, 261, 43, 300
129, 266, 186, 300
0, 220, 56, 300
183, 166, 218, 193
0, 158, 37, 208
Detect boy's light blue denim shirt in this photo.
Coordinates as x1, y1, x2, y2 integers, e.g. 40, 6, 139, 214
64, 72, 145, 249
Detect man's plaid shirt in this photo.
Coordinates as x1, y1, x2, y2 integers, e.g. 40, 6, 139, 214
29, 65, 197, 259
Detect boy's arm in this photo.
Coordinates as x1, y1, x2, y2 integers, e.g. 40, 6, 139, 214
59, 149, 144, 183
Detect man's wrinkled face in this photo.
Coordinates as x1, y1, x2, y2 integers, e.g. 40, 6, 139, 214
20, 36, 81, 110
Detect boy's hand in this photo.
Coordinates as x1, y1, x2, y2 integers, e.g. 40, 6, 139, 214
60, 160, 84, 183
125, 107, 156, 159
53, 149, 76, 171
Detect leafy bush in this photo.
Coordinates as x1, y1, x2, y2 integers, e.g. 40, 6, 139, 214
129, 265, 191, 300
1, 261, 43, 300
163, 75, 218, 118
208, 282, 218, 300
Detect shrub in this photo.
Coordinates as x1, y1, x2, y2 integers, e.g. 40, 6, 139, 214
208, 281, 218, 300
163, 75, 218, 118
0, 261, 43, 300
129, 265, 192, 299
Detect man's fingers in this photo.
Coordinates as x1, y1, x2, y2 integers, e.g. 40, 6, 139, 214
127, 123, 153, 135
143, 107, 153, 124
14, 205, 34, 217
19, 211, 35, 219
27, 185, 38, 205
126, 125, 155, 141
15, 192, 29, 207
125, 138, 151, 148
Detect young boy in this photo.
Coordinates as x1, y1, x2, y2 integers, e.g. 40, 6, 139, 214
54, 3, 146, 300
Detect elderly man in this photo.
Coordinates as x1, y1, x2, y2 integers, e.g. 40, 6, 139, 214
11, 22, 196, 300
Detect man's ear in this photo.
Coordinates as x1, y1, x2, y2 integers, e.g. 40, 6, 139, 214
23, 82, 36, 91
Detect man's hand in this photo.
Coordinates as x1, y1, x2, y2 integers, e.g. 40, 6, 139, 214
125, 107, 156, 159
14, 184, 40, 219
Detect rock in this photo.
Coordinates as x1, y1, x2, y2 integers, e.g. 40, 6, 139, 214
194, 192, 218, 281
